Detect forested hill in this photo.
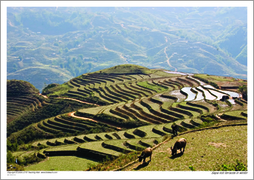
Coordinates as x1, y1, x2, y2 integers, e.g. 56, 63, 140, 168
7, 7, 247, 91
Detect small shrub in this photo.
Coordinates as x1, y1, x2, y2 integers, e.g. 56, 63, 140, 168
18, 153, 44, 166
217, 160, 247, 171
7, 151, 15, 163
201, 114, 218, 122
198, 121, 216, 128
189, 165, 195, 171
209, 82, 219, 89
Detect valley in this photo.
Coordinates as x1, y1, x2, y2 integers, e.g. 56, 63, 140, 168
7, 7, 247, 91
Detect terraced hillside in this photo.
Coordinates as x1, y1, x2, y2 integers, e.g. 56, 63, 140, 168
7, 80, 45, 123
7, 94, 47, 123
7, 65, 247, 171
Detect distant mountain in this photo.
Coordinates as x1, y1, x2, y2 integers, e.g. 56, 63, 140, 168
7, 7, 247, 91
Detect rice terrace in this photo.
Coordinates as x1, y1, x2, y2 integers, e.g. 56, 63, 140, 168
6, 64, 248, 174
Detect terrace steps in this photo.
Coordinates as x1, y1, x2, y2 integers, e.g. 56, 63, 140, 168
38, 121, 61, 134
97, 86, 122, 103
104, 85, 131, 102
152, 125, 168, 136
43, 118, 77, 133
180, 119, 197, 129
122, 83, 146, 98
115, 84, 141, 99
131, 100, 170, 123
102, 140, 133, 154
123, 139, 146, 151
140, 98, 178, 121
54, 116, 94, 129
110, 84, 137, 100
123, 102, 161, 124
7, 95, 45, 119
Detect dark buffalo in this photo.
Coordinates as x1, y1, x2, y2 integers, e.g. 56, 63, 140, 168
138, 147, 152, 164
170, 138, 187, 156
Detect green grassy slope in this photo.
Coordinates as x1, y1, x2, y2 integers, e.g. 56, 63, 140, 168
122, 125, 247, 171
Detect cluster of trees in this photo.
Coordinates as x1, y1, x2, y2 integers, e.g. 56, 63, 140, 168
58, 55, 94, 77
238, 85, 247, 100
7, 80, 39, 96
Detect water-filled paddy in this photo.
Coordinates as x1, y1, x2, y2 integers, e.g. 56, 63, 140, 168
219, 90, 240, 98
196, 86, 216, 100
208, 89, 227, 100
192, 87, 204, 101
228, 99, 236, 104
181, 87, 196, 101
203, 85, 215, 89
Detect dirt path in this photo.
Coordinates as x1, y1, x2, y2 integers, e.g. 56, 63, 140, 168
103, 45, 127, 63
39, 93, 48, 99
68, 111, 122, 130
164, 47, 177, 71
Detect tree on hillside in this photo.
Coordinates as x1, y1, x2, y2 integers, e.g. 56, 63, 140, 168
18, 55, 23, 61
238, 85, 247, 100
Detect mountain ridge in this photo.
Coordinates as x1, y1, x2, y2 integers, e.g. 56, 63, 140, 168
7, 7, 247, 91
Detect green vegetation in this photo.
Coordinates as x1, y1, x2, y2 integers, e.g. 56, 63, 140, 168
7, 98, 95, 142
7, 7, 247, 91
122, 125, 247, 171
42, 83, 71, 96
16, 153, 45, 166
6, 65, 247, 172
193, 74, 247, 88
7, 151, 15, 163
216, 159, 247, 171
94, 64, 152, 74
88, 151, 140, 171
238, 85, 247, 100
220, 111, 247, 120
25, 156, 99, 171
7, 80, 39, 96
137, 81, 168, 93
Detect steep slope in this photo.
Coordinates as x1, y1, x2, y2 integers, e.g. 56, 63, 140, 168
7, 80, 42, 123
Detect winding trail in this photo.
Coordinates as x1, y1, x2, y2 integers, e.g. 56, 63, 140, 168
39, 93, 48, 99
164, 47, 177, 71
103, 45, 127, 63
101, 34, 127, 63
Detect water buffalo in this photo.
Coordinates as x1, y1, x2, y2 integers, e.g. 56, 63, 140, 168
170, 138, 187, 156
138, 147, 152, 164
